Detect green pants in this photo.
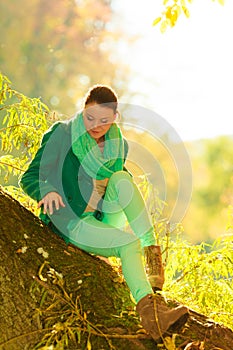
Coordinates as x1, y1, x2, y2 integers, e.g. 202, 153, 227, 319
67, 171, 155, 303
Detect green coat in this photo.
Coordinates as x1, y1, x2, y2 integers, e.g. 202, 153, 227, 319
20, 120, 128, 239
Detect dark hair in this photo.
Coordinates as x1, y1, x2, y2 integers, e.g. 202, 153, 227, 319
84, 85, 118, 113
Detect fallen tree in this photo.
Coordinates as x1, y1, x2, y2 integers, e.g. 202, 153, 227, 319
0, 187, 233, 350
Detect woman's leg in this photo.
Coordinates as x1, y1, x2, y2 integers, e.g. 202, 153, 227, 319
102, 171, 156, 247
68, 215, 153, 303
67, 170, 159, 300
67, 172, 187, 341
102, 171, 164, 291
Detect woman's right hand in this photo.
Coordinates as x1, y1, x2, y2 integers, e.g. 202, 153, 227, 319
38, 192, 65, 215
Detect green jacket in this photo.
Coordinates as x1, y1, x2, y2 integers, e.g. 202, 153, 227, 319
20, 120, 128, 238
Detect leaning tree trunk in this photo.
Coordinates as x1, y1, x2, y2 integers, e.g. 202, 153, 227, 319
0, 187, 233, 350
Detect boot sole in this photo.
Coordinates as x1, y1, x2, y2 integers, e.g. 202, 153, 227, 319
167, 312, 189, 333
152, 313, 189, 344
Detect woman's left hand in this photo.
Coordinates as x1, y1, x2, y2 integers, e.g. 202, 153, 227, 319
38, 191, 65, 215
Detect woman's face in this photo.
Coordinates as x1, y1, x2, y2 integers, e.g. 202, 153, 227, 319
83, 103, 116, 143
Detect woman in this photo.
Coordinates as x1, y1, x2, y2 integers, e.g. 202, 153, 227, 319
20, 85, 188, 342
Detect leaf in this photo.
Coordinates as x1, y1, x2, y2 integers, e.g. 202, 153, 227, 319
163, 335, 177, 350
153, 17, 162, 26
160, 19, 169, 33
40, 290, 48, 307
182, 6, 190, 18
87, 338, 92, 350
77, 330, 81, 344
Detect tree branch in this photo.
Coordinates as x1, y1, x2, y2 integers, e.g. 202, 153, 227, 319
0, 160, 25, 172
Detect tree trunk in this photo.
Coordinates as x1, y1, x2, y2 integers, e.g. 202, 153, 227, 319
0, 187, 233, 350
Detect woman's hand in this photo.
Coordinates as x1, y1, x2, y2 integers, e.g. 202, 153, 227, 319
38, 192, 65, 215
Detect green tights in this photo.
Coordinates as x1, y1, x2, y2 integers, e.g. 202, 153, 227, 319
67, 171, 155, 303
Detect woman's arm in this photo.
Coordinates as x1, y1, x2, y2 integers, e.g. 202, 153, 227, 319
19, 122, 62, 202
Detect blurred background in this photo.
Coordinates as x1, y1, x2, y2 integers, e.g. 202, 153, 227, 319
0, 0, 232, 243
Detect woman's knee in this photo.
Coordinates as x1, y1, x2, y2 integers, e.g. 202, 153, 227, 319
109, 170, 131, 183
105, 170, 136, 209
108, 170, 133, 190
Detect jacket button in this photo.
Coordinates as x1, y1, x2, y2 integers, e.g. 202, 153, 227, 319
67, 196, 72, 202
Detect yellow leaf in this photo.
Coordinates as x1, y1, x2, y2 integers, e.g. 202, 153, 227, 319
182, 6, 190, 18
160, 19, 169, 33
87, 338, 92, 350
218, 0, 224, 5
165, 6, 172, 20
153, 17, 162, 26
164, 336, 177, 350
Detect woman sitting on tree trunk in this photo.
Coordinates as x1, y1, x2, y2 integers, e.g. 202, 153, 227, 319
20, 85, 189, 342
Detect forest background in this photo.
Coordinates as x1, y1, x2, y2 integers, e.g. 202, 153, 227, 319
0, 0, 233, 245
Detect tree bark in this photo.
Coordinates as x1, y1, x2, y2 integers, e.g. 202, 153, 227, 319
0, 187, 233, 350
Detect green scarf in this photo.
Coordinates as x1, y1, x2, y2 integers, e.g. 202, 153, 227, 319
71, 112, 124, 180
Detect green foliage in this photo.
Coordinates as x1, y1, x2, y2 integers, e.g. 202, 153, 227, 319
136, 174, 167, 234
163, 232, 233, 330
226, 205, 233, 231
0, 71, 49, 181
183, 136, 233, 241
3, 185, 40, 216
196, 136, 233, 212
139, 174, 233, 331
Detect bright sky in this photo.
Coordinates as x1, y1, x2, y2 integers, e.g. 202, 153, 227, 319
112, 0, 233, 141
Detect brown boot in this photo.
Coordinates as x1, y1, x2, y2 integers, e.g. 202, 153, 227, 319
144, 245, 165, 291
136, 294, 189, 342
